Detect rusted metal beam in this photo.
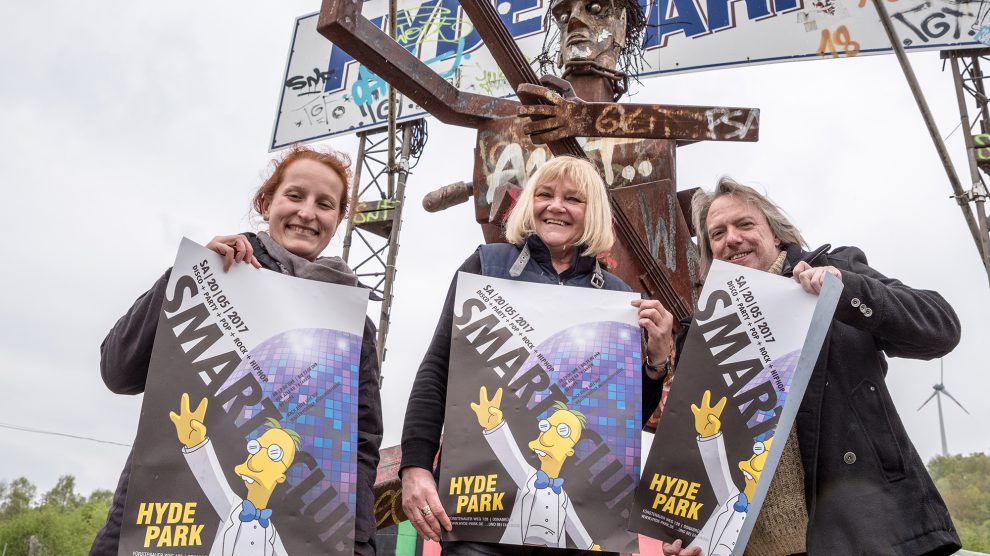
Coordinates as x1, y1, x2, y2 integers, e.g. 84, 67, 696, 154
422, 180, 473, 212
518, 94, 760, 143
317, 0, 517, 127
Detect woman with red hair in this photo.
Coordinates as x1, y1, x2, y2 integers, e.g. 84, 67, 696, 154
90, 146, 383, 556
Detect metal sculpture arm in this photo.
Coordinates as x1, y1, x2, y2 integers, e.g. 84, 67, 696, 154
317, 0, 518, 128
517, 84, 760, 143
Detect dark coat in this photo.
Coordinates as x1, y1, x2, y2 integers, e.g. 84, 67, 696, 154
774, 245, 960, 555
90, 233, 383, 556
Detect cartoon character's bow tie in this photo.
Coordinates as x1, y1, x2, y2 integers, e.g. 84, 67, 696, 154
239, 500, 273, 528
733, 493, 750, 513
535, 470, 564, 494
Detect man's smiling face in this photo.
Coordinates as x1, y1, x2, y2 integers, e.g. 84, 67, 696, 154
706, 194, 781, 271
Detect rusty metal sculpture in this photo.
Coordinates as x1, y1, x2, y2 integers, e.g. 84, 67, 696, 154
318, 0, 761, 530
319, 0, 759, 313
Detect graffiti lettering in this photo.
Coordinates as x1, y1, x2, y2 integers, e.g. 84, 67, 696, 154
595, 105, 655, 136
475, 67, 509, 95
704, 108, 758, 140
817, 25, 861, 58
373, 488, 403, 528
644, 0, 802, 47
583, 137, 643, 185
396, 4, 473, 49
974, 134, 990, 160
286, 68, 333, 95
976, 25, 990, 45
637, 191, 678, 271
890, 3, 969, 45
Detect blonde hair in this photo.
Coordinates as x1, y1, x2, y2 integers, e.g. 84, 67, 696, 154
504, 156, 614, 256
691, 177, 807, 274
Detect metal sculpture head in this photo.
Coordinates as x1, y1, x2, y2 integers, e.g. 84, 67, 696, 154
536, 0, 647, 98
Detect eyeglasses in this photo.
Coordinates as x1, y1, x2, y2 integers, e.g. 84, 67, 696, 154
247, 439, 289, 469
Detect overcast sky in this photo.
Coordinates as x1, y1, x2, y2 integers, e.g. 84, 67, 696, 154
1, 1, 988, 501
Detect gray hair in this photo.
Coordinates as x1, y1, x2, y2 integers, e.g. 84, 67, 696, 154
691, 177, 807, 274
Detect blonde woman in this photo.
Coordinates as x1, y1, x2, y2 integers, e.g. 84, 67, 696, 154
399, 156, 673, 556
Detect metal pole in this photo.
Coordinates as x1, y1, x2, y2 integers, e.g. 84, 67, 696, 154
870, 0, 987, 263
387, 0, 398, 199
342, 133, 369, 263
974, 58, 990, 133
376, 123, 414, 365
949, 55, 990, 282
936, 391, 948, 457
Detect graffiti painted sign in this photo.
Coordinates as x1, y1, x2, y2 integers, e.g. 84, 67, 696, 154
271, 0, 988, 148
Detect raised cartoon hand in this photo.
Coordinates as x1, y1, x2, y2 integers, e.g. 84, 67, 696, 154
470, 386, 504, 431
169, 392, 208, 449
206, 234, 261, 272
691, 390, 727, 438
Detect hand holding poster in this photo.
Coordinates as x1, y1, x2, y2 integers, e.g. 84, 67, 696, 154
118, 238, 370, 556
439, 272, 642, 552
629, 260, 841, 555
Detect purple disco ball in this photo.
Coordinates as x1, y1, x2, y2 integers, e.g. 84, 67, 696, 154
218, 328, 362, 508
523, 321, 641, 472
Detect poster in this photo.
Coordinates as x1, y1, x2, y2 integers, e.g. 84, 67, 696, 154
629, 260, 841, 555
118, 238, 370, 556
438, 272, 642, 552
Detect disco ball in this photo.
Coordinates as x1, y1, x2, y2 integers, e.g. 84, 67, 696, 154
523, 321, 642, 473
219, 327, 362, 507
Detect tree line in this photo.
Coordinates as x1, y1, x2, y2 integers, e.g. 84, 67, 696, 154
0, 452, 987, 554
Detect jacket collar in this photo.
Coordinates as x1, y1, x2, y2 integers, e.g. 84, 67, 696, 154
781, 243, 832, 277
524, 234, 597, 280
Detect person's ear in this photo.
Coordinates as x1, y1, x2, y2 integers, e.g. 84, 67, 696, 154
261, 199, 271, 222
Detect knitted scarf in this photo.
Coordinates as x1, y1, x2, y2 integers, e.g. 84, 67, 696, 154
745, 248, 809, 556
256, 231, 359, 287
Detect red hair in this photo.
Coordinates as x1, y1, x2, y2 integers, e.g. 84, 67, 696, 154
252, 145, 353, 217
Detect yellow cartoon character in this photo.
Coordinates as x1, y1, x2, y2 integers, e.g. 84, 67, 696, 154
470, 386, 601, 550
688, 390, 773, 556
170, 392, 299, 556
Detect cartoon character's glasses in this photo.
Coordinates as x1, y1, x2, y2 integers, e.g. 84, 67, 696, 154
538, 419, 572, 439
247, 439, 288, 469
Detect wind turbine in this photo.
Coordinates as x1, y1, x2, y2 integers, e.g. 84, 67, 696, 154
918, 358, 969, 457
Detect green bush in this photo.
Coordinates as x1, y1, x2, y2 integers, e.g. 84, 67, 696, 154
929, 453, 990, 552
0, 476, 110, 556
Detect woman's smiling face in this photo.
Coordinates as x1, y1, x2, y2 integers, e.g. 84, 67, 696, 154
532, 179, 587, 254
262, 159, 345, 261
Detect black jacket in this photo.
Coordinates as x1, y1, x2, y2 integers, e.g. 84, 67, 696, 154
680, 244, 961, 555
90, 234, 383, 556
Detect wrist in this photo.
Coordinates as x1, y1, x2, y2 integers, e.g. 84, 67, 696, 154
644, 353, 672, 381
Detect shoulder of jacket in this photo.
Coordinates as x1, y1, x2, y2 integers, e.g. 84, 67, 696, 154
601, 270, 633, 292
824, 245, 867, 268
477, 242, 520, 255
